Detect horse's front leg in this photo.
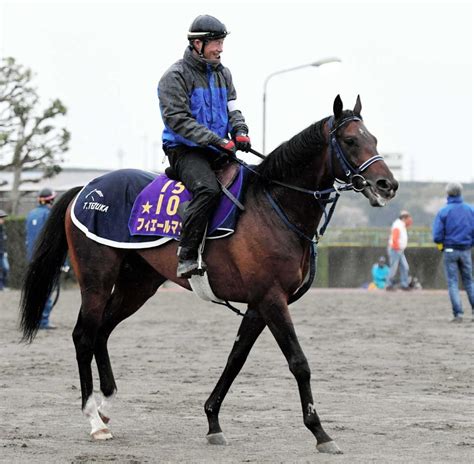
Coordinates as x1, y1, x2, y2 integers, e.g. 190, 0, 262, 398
205, 306, 266, 445
259, 294, 342, 454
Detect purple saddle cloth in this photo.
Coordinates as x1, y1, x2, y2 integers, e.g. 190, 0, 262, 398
71, 168, 244, 249
129, 167, 244, 239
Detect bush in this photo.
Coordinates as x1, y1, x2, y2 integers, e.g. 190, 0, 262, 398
4, 216, 27, 289
4, 215, 76, 289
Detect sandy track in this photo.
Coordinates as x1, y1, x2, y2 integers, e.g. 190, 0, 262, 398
0, 287, 473, 463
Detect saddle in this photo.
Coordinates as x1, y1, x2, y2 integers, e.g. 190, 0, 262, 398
165, 161, 244, 210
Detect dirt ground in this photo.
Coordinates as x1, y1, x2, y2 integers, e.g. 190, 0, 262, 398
0, 286, 473, 463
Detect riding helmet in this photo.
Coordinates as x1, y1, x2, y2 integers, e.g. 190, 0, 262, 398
187, 15, 229, 41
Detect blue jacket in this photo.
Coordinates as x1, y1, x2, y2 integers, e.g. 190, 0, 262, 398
432, 195, 474, 249
372, 264, 389, 289
25, 204, 51, 261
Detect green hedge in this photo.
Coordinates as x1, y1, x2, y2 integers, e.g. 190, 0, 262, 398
4, 216, 27, 289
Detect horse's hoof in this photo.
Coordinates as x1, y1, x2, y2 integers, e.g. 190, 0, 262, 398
206, 432, 228, 445
91, 428, 113, 440
316, 440, 342, 454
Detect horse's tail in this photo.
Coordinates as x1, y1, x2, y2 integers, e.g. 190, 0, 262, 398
20, 186, 82, 342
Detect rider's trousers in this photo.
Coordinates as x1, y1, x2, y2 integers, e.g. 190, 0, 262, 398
165, 146, 221, 260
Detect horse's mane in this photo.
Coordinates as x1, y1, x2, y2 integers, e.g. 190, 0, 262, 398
255, 117, 330, 180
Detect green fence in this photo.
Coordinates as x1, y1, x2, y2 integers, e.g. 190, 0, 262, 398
3, 220, 443, 289
314, 228, 444, 288
313, 245, 448, 289
320, 227, 433, 247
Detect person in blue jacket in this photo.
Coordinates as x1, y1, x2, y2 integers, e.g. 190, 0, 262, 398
158, 14, 251, 278
371, 256, 390, 289
25, 187, 57, 329
0, 209, 8, 290
432, 182, 474, 323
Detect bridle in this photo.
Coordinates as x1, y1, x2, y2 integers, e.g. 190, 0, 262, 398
327, 115, 384, 192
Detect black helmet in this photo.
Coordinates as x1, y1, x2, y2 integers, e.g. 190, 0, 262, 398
188, 15, 229, 41
38, 187, 56, 203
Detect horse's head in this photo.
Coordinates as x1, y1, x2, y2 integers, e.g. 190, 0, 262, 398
329, 95, 398, 206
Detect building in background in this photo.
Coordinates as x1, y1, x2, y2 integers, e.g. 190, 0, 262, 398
0, 168, 110, 215
382, 152, 404, 181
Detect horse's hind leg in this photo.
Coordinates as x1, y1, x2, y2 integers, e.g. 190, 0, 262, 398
93, 254, 166, 425
69, 237, 124, 440
73, 310, 114, 440
205, 306, 266, 445
258, 294, 341, 454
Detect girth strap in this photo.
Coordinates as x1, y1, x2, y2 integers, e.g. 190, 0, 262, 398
217, 179, 245, 211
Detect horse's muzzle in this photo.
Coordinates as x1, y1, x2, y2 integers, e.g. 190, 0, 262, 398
364, 176, 398, 207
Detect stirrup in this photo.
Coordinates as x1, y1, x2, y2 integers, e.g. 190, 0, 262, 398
177, 259, 207, 278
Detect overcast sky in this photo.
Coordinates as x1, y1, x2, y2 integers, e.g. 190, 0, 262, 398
0, 0, 472, 182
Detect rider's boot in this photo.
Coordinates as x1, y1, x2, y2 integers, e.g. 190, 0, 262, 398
176, 180, 220, 279
176, 228, 207, 278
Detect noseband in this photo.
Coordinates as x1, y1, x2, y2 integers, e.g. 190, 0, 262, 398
328, 116, 384, 192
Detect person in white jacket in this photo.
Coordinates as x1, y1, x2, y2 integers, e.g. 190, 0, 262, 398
386, 210, 413, 290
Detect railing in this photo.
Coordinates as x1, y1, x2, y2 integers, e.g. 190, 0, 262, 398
320, 227, 434, 247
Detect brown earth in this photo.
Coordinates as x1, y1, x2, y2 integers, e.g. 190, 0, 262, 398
0, 286, 473, 463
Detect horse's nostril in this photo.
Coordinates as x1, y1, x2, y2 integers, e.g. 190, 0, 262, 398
376, 178, 398, 192
376, 179, 391, 191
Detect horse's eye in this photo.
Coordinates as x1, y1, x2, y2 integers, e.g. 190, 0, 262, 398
344, 138, 355, 147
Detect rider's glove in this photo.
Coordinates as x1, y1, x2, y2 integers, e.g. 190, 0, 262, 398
217, 138, 237, 156
233, 131, 251, 152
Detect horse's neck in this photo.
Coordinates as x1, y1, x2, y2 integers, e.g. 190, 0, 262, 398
270, 149, 333, 238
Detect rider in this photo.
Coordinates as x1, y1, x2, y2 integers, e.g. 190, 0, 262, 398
25, 187, 57, 329
158, 14, 251, 278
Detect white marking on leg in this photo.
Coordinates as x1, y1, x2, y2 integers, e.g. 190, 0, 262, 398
307, 403, 317, 416
84, 395, 109, 436
97, 392, 115, 423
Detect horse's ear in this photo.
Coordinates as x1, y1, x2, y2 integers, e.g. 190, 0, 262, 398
333, 95, 343, 119
353, 95, 362, 115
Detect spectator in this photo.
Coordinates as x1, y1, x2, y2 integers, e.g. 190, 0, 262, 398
0, 209, 8, 291
371, 256, 390, 289
386, 210, 413, 291
432, 182, 474, 323
25, 188, 57, 329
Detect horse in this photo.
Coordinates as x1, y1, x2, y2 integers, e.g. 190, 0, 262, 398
20, 95, 398, 454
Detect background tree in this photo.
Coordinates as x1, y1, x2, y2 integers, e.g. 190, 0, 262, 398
0, 57, 70, 214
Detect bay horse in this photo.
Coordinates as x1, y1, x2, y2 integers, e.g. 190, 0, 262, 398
20, 95, 397, 454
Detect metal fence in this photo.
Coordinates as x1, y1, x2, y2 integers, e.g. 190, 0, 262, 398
320, 227, 433, 247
